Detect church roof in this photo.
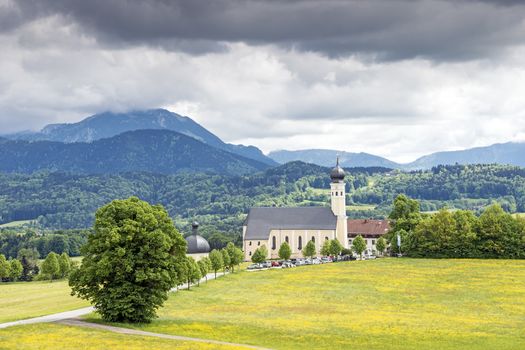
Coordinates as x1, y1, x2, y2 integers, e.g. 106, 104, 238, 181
244, 207, 337, 240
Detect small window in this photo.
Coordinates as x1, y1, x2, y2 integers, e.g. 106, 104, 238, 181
272, 236, 276, 250
372, 240, 375, 245
325, 236, 329, 241
249, 251, 252, 256
249, 241, 252, 246
311, 236, 315, 243
285, 236, 289, 243
258, 241, 260, 246
298, 236, 303, 250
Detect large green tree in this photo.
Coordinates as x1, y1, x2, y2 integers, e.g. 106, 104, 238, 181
320, 240, 331, 257
197, 258, 210, 283
69, 197, 187, 323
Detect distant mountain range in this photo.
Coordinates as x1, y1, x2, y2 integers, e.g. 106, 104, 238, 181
0, 129, 270, 175
3, 109, 276, 166
268, 143, 525, 169
268, 149, 399, 168
2, 108, 524, 173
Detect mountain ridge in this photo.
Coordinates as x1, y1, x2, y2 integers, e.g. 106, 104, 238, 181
3, 109, 276, 166
0, 129, 271, 175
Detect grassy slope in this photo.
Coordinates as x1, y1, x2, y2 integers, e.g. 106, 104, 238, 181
0, 324, 243, 350
0, 280, 88, 323
96, 259, 525, 350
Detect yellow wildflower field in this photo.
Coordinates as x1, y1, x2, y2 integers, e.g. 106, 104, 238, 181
0, 323, 243, 350
105, 259, 525, 350
0, 280, 88, 323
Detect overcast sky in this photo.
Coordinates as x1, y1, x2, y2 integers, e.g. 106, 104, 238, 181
1, 0, 525, 162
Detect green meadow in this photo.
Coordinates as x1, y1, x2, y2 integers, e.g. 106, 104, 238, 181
0, 280, 88, 323
88, 259, 525, 350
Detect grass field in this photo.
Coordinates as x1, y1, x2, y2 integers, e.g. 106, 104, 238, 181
0, 280, 88, 323
89, 259, 525, 350
0, 324, 243, 350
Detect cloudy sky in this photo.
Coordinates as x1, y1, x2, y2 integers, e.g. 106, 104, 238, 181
1, 0, 525, 162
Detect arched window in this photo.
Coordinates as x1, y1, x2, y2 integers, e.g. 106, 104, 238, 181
325, 236, 329, 241
249, 251, 252, 256
258, 241, 260, 246
311, 236, 315, 243
272, 236, 276, 250
298, 236, 303, 250
249, 241, 252, 246
285, 236, 289, 243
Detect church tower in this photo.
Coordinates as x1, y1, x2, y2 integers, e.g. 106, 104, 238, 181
330, 157, 348, 249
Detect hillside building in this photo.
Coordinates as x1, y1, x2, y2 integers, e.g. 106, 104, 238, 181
242, 159, 389, 260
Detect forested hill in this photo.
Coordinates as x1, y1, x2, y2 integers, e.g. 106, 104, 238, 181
0, 129, 270, 175
1, 162, 525, 244
3, 109, 276, 165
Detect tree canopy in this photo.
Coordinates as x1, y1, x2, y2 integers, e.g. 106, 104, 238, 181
69, 197, 187, 323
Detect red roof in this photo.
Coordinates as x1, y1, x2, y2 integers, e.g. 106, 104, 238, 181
347, 219, 390, 237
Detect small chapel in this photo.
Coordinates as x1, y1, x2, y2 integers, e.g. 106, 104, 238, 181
243, 159, 388, 260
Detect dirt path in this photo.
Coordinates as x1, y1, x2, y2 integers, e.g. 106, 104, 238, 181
58, 319, 272, 350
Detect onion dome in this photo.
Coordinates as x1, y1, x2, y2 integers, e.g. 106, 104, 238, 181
185, 221, 211, 254
330, 157, 345, 182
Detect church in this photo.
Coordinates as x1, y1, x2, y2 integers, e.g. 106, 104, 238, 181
242, 160, 390, 260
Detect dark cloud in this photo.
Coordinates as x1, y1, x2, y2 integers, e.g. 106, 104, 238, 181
4, 0, 525, 61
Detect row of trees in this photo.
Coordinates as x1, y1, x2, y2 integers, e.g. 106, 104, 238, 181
388, 194, 525, 258
0, 251, 72, 282
0, 230, 88, 259
249, 236, 388, 263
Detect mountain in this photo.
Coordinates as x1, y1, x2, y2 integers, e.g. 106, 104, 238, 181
3, 109, 276, 166
268, 149, 400, 168
0, 129, 270, 175
404, 142, 525, 170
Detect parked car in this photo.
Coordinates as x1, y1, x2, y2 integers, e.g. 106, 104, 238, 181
261, 261, 272, 268
311, 258, 322, 265
271, 261, 281, 267
281, 261, 296, 268
247, 263, 261, 270
321, 257, 332, 263
295, 259, 306, 266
